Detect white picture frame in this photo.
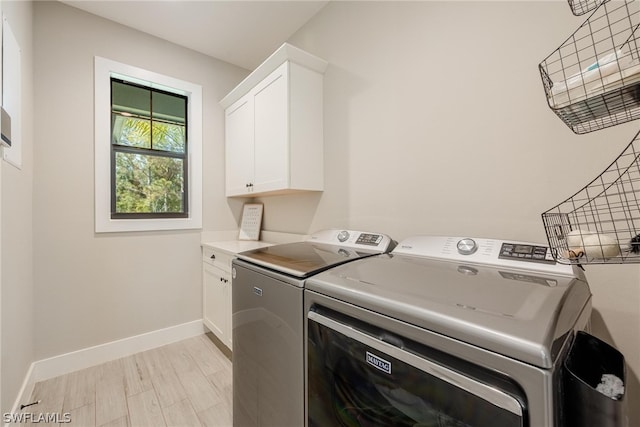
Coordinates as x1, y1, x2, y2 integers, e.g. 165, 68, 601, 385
239, 203, 263, 241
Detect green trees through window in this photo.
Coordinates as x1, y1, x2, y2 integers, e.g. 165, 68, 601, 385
111, 79, 188, 218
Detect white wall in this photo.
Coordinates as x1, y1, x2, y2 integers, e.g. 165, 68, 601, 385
1, 0, 33, 415
32, 1, 247, 360
259, 1, 639, 423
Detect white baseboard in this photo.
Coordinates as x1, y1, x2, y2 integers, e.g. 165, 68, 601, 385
10, 320, 206, 418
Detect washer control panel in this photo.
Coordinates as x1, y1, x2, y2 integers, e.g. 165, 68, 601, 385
308, 229, 395, 252
392, 236, 575, 276
356, 233, 384, 246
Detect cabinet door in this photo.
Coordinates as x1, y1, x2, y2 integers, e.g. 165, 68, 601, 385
224, 279, 232, 349
225, 95, 255, 196
203, 263, 229, 346
253, 62, 289, 194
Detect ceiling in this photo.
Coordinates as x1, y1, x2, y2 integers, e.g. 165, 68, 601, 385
60, 0, 329, 70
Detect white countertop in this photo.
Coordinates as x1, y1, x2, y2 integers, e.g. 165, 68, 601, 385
201, 230, 307, 256
202, 240, 274, 256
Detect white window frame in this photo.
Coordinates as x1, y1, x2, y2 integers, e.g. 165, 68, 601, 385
94, 56, 202, 232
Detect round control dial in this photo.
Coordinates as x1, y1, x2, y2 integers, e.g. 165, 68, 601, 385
337, 231, 350, 242
457, 238, 478, 255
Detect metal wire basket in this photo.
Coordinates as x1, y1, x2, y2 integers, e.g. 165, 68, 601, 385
539, 0, 640, 134
568, 0, 607, 16
542, 129, 640, 264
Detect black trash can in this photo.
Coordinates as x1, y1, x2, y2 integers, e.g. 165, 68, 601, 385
562, 331, 627, 427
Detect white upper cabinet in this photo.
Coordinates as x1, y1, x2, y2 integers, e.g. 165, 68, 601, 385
225, 96, 254, 196
220, 43, 328, 197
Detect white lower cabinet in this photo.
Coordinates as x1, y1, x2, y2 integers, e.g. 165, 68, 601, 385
202, 246, 233, 350
202, 240, 274, 352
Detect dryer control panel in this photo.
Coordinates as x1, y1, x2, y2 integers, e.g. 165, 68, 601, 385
499, 242, 554, 263
392, 236, 575, 277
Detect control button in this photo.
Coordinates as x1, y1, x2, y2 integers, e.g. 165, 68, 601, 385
337, 230, 350, 242
457, 238, 478, 255
457, 265, 478, 275
337, 248, 350, 257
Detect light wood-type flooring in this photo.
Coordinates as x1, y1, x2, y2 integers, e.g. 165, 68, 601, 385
21, 333, 232, 427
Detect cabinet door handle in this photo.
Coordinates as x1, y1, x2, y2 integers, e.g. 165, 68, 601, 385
210, 254, 216, 259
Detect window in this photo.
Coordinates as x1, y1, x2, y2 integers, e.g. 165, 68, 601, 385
111, 79, 188, 218
95, 57, 202, 232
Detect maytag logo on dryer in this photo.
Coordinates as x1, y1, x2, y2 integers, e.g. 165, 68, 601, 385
366, 351, 391, 374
